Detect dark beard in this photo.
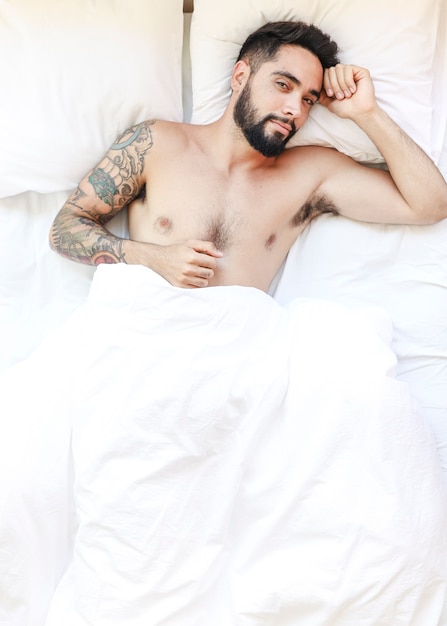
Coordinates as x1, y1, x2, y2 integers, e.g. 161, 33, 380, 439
233, 81, 297, 157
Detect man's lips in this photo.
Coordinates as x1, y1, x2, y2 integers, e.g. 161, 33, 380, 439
269, 119, 293, 136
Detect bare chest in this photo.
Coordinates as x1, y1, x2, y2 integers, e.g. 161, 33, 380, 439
130, 170, 294, 250
129, 153, 338, 255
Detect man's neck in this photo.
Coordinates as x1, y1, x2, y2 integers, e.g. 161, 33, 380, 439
200, 113, 275, 175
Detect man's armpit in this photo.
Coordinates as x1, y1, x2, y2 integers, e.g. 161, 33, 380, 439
290, 193, 339, 227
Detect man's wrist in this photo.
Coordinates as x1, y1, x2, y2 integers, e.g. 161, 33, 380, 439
352, 104, 388, 133
123, 239, 161, 270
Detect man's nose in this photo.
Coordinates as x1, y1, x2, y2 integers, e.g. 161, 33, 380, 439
282, 95, 301, 119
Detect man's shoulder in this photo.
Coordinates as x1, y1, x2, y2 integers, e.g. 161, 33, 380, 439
280, 143, 352, 177
284, 143, 341, 161
145, 118, 193, 133
143, 118, 197, 147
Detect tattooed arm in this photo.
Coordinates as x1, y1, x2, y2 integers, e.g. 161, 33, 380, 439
49, 120, 222, 287
50, 121, 154, 265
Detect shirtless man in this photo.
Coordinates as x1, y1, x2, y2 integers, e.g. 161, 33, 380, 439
49, 21, 447, 292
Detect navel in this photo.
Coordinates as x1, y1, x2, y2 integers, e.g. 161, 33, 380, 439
154, 216, 173, 234
265, 233, 277, 250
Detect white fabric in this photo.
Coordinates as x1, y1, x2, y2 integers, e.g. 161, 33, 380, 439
0, 191, 113, 371
0, 0, 184, 198
1, 264, 446, 626
190, 0, 443, 164
274, 215, 447, 476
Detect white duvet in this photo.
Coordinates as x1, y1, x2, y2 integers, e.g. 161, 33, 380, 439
1, 264, 446, 626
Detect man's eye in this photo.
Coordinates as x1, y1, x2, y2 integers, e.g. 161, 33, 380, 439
304, 98, 316, 106
277, 81, 288, 90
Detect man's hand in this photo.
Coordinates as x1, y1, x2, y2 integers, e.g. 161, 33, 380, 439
314, 64, 447, 225
319, 64, 377, 122
154, 239, 223, 288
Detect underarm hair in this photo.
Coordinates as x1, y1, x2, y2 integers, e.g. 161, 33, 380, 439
291, 194, 339, 227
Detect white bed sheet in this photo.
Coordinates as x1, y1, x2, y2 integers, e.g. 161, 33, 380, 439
1, 264, 446, 626
274, 215, 447, 476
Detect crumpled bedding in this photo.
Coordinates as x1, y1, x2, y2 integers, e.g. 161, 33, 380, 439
0, 263, 446, 626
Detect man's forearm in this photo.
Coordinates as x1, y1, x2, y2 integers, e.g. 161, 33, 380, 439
49, 207, 223, 288
50, 206, 125, 265
356, 106, 447, 221
49, 206, 148, 266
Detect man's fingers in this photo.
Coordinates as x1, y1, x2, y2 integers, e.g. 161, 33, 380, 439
189, 239, 224, 258
197, 252, 220, 271
166, 240, 223, 288
184, 263, 214, 279
181, 273, 211, 288
324, 64, 357, 99
187, 250, 220, 286
335, 64, 356, 97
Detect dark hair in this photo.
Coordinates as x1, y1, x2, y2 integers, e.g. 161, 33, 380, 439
236, 21, 340, 73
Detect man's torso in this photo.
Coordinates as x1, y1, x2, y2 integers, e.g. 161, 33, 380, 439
128, 121, 338, 291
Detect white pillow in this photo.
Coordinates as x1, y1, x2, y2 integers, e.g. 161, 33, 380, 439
0, 0, 184, 198
190, 0, 441, 163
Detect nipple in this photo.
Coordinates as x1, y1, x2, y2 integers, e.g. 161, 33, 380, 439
265, 233, 276, 250
154, 216, 173, 234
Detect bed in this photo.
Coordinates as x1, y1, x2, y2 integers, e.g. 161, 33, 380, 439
0, 1, 446, 624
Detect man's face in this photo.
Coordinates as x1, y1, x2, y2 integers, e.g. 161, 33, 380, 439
233, 45, 323, 157
233, 79, 296, 157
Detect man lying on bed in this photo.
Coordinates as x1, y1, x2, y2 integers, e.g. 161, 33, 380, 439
3, 21, 447, 626
49, 21, 447, 290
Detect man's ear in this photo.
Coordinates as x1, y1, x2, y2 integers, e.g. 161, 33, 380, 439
231, 60, 250, 91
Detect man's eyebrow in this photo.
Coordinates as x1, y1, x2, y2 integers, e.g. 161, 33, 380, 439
272, 71, 321, 99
